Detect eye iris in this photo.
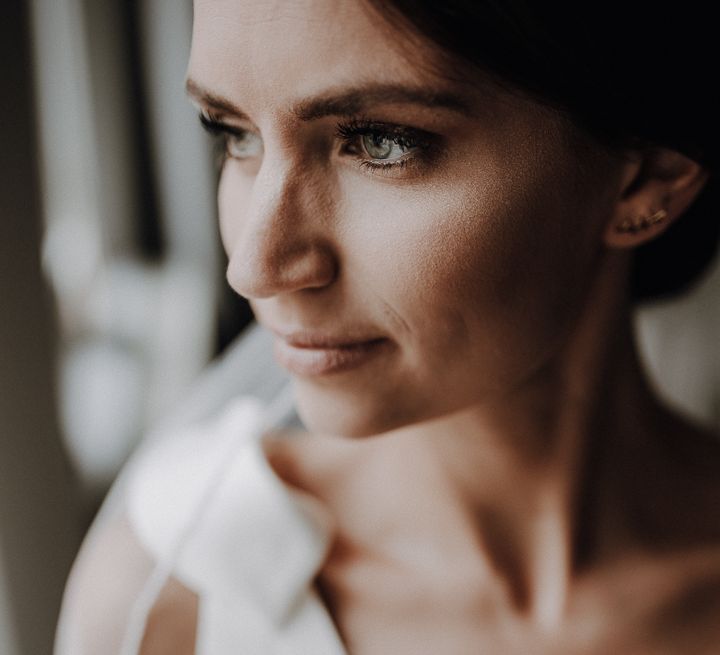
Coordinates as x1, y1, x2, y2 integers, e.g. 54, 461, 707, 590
228, 132, 262, 159
362, 133, 398, 160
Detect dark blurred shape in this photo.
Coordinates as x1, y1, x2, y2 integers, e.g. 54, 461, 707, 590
122, 0, 165, 259
0, 2, 82, 654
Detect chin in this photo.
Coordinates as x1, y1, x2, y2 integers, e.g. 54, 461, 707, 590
291, 379, 420, 438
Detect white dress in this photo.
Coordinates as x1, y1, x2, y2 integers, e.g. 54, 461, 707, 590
55, 394, 348, 655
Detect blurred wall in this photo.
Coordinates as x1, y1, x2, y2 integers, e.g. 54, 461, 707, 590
637, 255, 720, 430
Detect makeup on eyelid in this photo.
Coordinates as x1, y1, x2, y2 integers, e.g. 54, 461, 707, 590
198, 110, 439, 173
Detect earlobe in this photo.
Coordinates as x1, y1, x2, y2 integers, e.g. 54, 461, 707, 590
603, 147, 709, 249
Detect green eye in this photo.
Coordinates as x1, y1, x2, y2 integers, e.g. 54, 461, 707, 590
226, 131, 263, 159
361, 133, 410, 161
199, 111, 263, 161
336, 119, 434, 174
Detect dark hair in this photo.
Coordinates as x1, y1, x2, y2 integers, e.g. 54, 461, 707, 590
364, 0, 719, 301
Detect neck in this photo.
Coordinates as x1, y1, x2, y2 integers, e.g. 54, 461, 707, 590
377, 251, 666, 628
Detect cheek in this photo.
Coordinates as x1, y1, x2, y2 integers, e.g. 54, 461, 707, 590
340, 156, 599, 391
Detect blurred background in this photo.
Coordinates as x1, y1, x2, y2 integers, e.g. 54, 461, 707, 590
0, 1, 718, 653
1, 1, 255, 652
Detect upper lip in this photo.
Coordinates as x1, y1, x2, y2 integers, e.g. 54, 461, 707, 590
266, 326, 385, 349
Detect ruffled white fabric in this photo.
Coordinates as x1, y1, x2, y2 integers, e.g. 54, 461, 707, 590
121, 395, 347, 654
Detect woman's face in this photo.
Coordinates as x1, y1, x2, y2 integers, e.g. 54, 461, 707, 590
188, 0, 625, 436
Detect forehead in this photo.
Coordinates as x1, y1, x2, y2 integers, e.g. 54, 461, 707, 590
188, 0, 463, 116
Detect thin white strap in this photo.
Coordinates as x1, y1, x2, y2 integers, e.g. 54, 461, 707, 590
118, 386, 296, 655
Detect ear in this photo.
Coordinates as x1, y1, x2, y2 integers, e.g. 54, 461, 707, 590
603, 147, 709, 249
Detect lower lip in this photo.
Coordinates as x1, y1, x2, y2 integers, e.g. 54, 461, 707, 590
273, 338, 389, 377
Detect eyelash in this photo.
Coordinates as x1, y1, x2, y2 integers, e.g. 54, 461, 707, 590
199, 112, 251, 169
333, 118, 435, 173
198, 112, 435, 175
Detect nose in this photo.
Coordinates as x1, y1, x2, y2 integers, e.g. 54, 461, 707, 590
220, 160, 338, 300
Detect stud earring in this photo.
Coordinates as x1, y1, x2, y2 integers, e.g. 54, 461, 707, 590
615, 209, 668, 234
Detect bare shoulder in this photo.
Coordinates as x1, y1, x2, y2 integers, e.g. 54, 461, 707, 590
56, 513, 154, 654
597, 547, 720, 654
57, 399, 268, 654
57, 512, 199, 655
585, 412, 720, 655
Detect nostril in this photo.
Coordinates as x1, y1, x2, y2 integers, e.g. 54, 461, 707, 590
226, 244, 337, 299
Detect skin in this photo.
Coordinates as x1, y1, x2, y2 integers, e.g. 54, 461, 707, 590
183, 1, 720, 652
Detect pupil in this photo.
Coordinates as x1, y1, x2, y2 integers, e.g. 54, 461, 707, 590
363, 134, 393, 159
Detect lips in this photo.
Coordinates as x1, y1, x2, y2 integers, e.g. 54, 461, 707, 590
268, 328, 390, 376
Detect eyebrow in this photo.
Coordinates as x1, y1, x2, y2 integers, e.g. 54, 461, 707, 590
185, 78, 473, 121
